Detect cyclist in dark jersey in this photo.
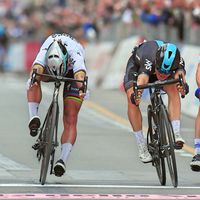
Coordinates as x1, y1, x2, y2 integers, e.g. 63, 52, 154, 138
124, 40, 187, 163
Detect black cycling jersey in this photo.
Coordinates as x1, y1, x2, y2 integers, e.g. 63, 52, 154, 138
123, 40, 185, 91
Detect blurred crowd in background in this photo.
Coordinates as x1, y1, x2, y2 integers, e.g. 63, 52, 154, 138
0, 0, 199, 71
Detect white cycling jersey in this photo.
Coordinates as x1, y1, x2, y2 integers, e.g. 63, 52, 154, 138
33, 33, 87, 74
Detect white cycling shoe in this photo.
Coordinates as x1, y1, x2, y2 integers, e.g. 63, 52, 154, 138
138, 143, 152, 163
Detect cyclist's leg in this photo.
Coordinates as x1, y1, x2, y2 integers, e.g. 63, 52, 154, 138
54, 70, 83, 176
163, 84, 185, 146
27, 64, 44, 136
191, 64, 200, 171
124, 56, 152, 163
190, 106, 200, 171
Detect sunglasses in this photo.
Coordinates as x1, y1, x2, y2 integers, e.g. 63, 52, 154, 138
157, 68, 172, 75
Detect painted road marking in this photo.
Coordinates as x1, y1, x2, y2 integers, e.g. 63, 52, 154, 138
0, 193, 200, 199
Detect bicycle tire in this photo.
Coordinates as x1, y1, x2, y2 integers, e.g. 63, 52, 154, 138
147, 105, 166, 186
159, 105, 178, 187
39, 102, 58, 185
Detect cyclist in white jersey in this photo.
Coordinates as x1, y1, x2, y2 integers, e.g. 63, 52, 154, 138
26, 33, 87, 177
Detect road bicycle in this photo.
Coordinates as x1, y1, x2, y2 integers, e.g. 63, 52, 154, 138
31, 69, 88, 185
132, 74, 188, 188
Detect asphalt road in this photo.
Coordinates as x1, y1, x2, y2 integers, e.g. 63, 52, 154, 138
0, 73, 199, 200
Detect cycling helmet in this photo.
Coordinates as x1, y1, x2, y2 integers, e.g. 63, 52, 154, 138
46, 40, 68, 76
155, 43, 180, 74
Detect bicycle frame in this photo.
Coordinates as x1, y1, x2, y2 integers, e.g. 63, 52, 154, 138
31, 70, 88, 184
146, 88, 167, 186
132, 74, 187, 187
33, 81, 60, 169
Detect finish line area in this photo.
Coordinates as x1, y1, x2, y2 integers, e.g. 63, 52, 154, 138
1, 184, 200, 199
0, 193, 200, 199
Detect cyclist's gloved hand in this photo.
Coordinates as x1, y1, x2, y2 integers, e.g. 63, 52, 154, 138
26, 78, 38, 89
79, 90, 85, 99
130, 90, 142, 106
195, 88, 200, 99
177, 82, 189, 97
78, 86, 86, 100
184, 83, 189, 95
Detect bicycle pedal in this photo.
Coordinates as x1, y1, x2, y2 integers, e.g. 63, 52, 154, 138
32, 143, 40, 150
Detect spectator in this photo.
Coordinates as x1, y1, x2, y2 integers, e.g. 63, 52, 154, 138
171, 0, 185, 42
0, 24, 8, 72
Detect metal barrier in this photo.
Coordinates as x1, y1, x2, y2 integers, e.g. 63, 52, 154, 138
99, 19, 200, 46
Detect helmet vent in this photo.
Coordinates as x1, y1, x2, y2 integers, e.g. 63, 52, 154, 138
164, 64, 169, 69
168, 51, 172, 57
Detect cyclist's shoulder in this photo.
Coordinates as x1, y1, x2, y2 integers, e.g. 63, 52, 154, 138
45, 33, 80, 46
136, 41, 158, 62
135, 40, 158, 55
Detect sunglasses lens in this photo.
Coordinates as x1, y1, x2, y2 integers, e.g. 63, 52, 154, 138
159, 69, 170, 75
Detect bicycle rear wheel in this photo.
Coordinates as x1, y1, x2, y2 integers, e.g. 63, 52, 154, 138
159, 105, 178, 187
39, 103, 58, 185
147, 105, 166, 186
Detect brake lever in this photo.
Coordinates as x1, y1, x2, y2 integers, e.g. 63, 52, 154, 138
178, 74, 189, 98
83, 76, 88, 94
131, 72, 139, 105
30, 69, 37, 87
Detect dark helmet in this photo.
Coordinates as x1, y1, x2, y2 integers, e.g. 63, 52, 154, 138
46, 39, 68, 76
155, 43, 180, 74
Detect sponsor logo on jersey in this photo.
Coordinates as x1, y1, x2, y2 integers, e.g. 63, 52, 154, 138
136, 54, 140, 61
144, 59, 152, 71
51, 33, 76, 41
180, 57, 184, 65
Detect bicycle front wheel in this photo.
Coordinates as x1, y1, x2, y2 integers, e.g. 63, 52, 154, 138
40, 103, 58, 185
159, 105, 178, 187
147, 105, 166, 186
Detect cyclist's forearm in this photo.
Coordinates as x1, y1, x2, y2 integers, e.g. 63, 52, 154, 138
74, 70, 86, 89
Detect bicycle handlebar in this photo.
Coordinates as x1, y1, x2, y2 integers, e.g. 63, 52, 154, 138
31, 69, 88, 93
132, 74, 188, 102
135, 75, 182, 90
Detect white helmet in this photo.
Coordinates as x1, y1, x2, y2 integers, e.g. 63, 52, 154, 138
46, 40, 68, 76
